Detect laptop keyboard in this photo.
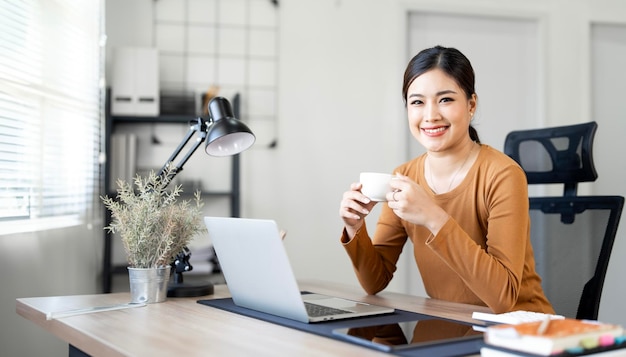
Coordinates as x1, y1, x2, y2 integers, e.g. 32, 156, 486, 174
304, 302, 351, 317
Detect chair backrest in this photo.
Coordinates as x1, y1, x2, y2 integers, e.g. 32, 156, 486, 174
504, 122, 624, 320
504, 121, 598, 197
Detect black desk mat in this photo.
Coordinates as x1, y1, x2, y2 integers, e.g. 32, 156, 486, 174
197, 297, 484, 356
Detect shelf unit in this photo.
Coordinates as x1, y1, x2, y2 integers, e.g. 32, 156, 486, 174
101, 92, 242, 293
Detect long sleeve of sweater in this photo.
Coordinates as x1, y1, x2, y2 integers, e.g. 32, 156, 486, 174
342, 145, 554, 314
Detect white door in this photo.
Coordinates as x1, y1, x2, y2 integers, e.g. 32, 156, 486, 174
406, 12, 542, 156
398, 11, 543, 297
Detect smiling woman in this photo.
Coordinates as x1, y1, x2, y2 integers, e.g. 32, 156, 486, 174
0, 0, 104, 234
338, 45, 554, 316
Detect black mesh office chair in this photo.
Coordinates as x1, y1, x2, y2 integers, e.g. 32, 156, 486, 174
504, 121, 624, 320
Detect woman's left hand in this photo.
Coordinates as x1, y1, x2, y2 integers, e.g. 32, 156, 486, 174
386, 173, 450, 235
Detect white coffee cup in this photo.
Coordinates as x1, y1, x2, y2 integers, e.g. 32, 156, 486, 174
359, 172, 392, 201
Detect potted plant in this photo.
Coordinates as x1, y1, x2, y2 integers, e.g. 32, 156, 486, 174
101, 167, 204, 303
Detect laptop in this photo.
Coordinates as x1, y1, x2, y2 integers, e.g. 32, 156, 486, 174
204, 216, 395, 323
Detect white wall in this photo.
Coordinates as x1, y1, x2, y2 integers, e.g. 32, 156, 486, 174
6, 0, 626, 355
590, 22, 626, 328
1, 226, 101, 356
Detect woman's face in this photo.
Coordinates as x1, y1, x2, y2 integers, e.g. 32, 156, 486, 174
406, 68, 476, 154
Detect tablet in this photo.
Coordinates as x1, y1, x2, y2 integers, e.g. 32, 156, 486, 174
332, 318, 484, 356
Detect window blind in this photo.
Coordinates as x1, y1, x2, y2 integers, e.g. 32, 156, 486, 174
0, 0, 103, 232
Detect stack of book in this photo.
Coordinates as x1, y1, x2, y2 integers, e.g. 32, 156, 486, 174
480, 318, 626, 356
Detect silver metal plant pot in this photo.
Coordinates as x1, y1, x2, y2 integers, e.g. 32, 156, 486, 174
128, 266, 171, 303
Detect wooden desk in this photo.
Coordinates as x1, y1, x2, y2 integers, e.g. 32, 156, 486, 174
16, 280, 491, 357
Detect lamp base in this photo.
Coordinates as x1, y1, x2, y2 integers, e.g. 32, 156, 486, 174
167, 281, 214, 297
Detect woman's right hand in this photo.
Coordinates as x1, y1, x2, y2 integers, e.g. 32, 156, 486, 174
339, 182, 378, 239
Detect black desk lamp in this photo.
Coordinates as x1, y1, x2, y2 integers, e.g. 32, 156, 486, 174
158, 96, 255, 297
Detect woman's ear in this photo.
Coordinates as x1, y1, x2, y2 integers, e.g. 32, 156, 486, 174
469, 93, 478, 115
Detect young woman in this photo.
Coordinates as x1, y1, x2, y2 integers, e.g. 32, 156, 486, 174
338, 46, 554, 314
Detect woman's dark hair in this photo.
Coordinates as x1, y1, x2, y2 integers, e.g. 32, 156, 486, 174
402, 45, 480, 143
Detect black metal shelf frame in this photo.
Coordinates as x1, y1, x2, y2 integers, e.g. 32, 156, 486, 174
101, 92, 241, 293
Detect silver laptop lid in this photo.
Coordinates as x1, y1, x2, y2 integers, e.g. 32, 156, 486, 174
204, 216, 310, 323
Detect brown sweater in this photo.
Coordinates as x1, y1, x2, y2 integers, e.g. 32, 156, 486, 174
342, 144, 554, 314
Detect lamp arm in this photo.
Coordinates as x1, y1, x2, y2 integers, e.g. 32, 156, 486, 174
157, 117, 210, 184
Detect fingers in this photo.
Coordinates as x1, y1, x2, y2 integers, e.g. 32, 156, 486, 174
350, 181, 363, 191
340, 192, 371, 219
387, 189, 400, 202
387, 173, 408, 203
389, 172, 409, 191
339, 183, 375, 223
347, 182, 371, 207
387, 174, 415, 215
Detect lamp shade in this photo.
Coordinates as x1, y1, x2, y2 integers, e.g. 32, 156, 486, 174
205, 97, 255, 156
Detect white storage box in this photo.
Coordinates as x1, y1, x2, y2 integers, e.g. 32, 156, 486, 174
111, 47, 159, 116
